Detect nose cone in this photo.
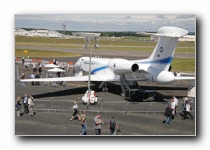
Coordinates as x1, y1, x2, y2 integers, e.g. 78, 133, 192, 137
74, 61, 81, 71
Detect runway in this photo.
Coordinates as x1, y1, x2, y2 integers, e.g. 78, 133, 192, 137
15, 44, 195, 59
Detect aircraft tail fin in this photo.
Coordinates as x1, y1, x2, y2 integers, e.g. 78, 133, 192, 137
144, 27, 188, 70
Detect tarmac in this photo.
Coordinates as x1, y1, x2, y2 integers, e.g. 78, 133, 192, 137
15, 61, 196, 136
15, 110, 195, 136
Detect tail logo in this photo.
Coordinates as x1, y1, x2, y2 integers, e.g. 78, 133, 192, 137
159, 47, 164, 53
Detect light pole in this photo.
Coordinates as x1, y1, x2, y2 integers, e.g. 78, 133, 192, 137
84, 36, 99, 92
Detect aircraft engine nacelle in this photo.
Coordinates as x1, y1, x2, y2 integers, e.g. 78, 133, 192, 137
154, 71, 175, 84
146, 71, 174, 84
108, 59, 139, 75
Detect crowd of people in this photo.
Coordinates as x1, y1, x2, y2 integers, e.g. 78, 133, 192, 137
19, 61, 43, 86
15, 95, 194, 135
16, 97, 120, 135
68, 101, 120, 135
15, 94, 35, 117
18, 58, 72, 86
164, 96, 194, 125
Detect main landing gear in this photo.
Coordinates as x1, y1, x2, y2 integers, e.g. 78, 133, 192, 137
98, 81, 108, 92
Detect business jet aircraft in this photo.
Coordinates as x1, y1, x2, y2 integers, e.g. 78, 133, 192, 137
21, 27, 195, 96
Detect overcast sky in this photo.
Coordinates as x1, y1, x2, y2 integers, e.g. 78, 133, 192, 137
15, 14, 195, 32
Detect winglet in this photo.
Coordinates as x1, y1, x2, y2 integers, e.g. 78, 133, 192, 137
137, 27, 188, 38
156, 27, 188, 37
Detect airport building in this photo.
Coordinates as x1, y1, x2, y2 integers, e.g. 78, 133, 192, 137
15, 28, 64, 38
178, 35, 195, 42
151, 35, 195, 42
15, 28, 28, 36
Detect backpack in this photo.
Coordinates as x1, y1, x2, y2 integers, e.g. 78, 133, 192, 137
109, 120, 116, 129
16, 104, 21, 110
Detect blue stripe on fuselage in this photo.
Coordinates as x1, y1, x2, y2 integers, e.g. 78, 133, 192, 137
137, 57, 173, 64
90, 57, 172, 74
91, 65, 108, 74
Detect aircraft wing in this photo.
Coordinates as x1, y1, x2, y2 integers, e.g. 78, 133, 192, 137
21, 73, 116, 82
174, 76, 195, 80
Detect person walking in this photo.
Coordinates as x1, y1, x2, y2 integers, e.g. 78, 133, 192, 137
32, 63, 37, 73
173, 96, 178, 114
182, 97, 188, 116
23, 94, 29, 114
35, 71, 40, 85
183, 100, 193, 120
69, 101, 79, 121
108, 116, 119, 135
30, 73, 35, 85
38, 63, 42, 76
164, 105, 172, 125
28, 94, 34, 116
16, 96, 22, 117
94, 114, 105, 135
22, 57, 25, 64
171, 99, 176, 119
79, 110, 87, 135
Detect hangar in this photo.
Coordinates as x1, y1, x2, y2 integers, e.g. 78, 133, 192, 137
15, 28, 63, 38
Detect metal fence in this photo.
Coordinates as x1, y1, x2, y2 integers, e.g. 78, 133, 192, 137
30, 100, 195, 114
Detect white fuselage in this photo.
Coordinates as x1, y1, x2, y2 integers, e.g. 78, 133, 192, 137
74, 56, 174, 84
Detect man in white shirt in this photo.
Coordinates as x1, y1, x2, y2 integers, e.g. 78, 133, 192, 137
24, 62, 29, 71
171, 99, 176, 119
28, 94, 34, 116
183, 101, 193, 120
173, 96, 178, 114
23, 94, 29, 114
32, 63, 36, 73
